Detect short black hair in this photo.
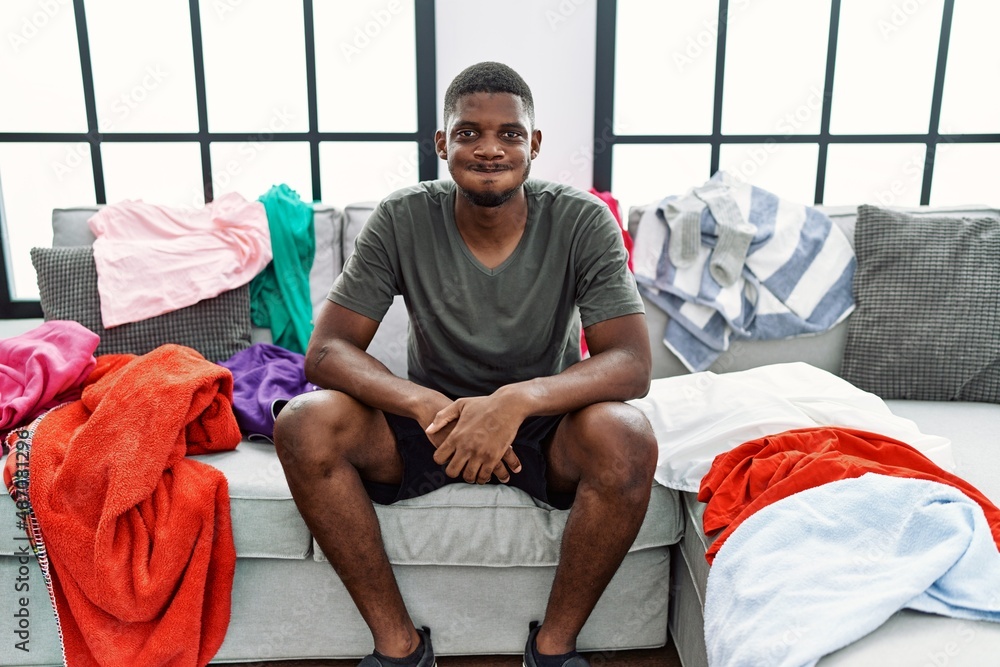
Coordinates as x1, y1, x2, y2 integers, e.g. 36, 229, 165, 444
442, 61, 535, 128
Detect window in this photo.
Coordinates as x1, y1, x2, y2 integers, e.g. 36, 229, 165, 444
599, 0, 1000, 217
0, 0, 437, 312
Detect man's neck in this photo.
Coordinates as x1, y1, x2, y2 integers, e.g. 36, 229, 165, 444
452, 187, 529, 269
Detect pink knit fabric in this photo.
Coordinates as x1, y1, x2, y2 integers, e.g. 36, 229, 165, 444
88, 193, 272, 327
0, 320, 99, 433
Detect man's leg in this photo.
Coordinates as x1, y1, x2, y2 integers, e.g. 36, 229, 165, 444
536, 401, 658, 655
273, 390, 421, 658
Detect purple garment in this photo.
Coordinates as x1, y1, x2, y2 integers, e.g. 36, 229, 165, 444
218, 343, 319, 442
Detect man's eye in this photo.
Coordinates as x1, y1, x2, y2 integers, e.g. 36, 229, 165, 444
503, 131, 521, 139
457, 130, 475, 138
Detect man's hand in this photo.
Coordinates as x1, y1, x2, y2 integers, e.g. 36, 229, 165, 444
425, 395, 524, 485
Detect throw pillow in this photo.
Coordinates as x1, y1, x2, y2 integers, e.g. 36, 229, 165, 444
30, 246, 252, 362
841, 205, 1000, 402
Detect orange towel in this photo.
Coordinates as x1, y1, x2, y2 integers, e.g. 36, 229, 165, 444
26, 344, 240, 667
698, 427, 1000, 565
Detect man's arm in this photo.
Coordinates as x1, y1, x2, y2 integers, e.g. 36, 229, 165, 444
304, 299, 450, 428
428, 312, 651, 481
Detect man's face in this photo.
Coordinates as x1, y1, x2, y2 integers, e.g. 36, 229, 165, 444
436, 92, 541, 208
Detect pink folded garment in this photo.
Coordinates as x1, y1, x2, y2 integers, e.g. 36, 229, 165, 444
88, 193, 273, 327
0, 320, 99, 435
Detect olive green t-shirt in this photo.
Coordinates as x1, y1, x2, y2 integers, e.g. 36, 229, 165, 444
328, 179, 644, 398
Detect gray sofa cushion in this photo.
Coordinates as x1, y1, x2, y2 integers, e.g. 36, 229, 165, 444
30, 246, 252, 362
842, 206, 1000, 402
313, 482, 682, 566
190, 441, 313, 559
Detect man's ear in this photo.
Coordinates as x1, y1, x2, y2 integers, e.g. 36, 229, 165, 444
434, 129, 447, 160
530, 129, 542, 160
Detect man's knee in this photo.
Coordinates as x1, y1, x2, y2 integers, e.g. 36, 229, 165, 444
273, 390, 364, 470
571, 403, 657, 494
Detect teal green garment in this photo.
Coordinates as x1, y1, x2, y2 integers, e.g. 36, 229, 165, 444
250, 184, 315, 354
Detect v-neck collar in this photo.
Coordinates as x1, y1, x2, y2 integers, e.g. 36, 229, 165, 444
444, 186, 533, 277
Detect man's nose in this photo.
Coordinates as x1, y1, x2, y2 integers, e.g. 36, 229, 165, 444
474, 139, 504, 159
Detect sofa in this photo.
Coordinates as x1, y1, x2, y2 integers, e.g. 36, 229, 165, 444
1, 196, 998, 666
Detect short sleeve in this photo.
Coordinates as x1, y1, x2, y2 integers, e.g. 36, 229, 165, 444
574, 207, 644, 328
327, 203, 400, 322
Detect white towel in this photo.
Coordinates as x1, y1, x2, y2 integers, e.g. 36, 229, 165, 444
704, 474, 1000, 667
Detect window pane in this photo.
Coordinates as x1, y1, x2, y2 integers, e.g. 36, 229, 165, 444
939, 2, 1000, 134
314, 0, 416, 132
320, 142, 419, 207
614, 0, 717, 136
719, 143, 819, 204
101, 142, 205, 208
830, 0, 943, 134
210, 141, 312, 203
0, 1, 87, 132
611, 144, 712, 217
823, 143, 926, 206
0, 143, 96, 299
85, 0, 198, 133
930, 143, 1000, 208
200, 0, 308, 132
723, 0, 830, 135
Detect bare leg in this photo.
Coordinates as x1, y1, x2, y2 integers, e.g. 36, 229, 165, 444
536, 402, 658, 654
273, 390, 420, 658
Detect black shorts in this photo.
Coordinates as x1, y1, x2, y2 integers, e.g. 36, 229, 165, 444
362, 412, 575, 510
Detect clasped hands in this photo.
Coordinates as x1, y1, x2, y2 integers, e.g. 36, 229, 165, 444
422, 394, 524, 485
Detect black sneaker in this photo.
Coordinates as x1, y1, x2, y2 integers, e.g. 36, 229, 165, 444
358, 626, 436, 667
523, 621, 590, 667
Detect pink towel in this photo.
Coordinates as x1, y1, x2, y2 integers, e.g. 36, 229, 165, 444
0, 320, 99, 436
89, 193, 272, 327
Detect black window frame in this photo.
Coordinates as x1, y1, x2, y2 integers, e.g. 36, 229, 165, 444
0, 0, 438, 319
593, 0, 999, 204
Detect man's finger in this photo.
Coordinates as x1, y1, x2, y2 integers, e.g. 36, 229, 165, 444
426, 403, 460, 435
501, 446, 522, 474
492, 461, 510, 484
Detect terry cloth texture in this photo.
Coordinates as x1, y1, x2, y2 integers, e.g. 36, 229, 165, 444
0, 320, 98, 449
632, 171, 856, 372
22, 344, 240, 667
704, 474, 1000, 667
698, 426, 1000, 564
217, 342, 319, 441
87, 193, 271, 327
250, 184, 316, 354
842, 205, 1000, 402
31, 246, 252, 362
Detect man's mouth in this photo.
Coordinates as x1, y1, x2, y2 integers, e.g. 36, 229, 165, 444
470, 165, 510, 173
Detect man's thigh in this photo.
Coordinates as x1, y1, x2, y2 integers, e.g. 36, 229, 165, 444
544, 401, 655, 496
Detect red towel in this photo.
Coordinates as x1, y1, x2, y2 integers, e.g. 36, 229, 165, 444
698, 427, 1000, 565
26, 344, 240, 667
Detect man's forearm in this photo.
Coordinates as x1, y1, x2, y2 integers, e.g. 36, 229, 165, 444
305, 338, 447, 423
495, 346, 651, 421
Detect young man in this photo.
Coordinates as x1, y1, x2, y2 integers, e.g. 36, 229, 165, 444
274, 62, 657, 667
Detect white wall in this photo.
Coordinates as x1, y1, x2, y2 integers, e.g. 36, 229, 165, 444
434, 0, 598, 191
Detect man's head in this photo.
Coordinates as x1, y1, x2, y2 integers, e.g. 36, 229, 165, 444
436, 62, 541, 209
442, 61, 535, 130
